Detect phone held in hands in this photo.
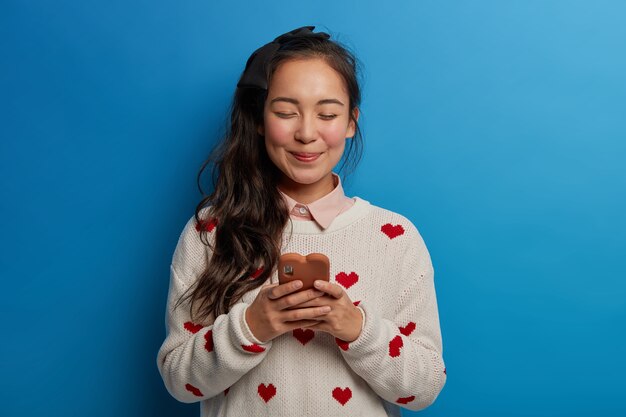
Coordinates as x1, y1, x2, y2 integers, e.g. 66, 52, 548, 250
277, 253, 330, 291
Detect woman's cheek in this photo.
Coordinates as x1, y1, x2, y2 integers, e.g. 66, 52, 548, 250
265, 121, 294, 145
322, 124, 350, 146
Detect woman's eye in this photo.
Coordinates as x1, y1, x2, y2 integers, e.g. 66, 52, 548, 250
275, 112, 296, 118
320, 114, 337, 120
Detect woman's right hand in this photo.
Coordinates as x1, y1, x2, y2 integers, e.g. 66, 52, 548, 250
245, 280, 330, 343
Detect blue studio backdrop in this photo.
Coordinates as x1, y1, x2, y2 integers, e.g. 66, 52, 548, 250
1, 1, 625, 416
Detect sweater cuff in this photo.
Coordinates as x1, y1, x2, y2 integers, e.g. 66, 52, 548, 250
229, 303, 273, 350
357, 305, 366, 331
340, 300, 382, 354
240, 303, 272, 346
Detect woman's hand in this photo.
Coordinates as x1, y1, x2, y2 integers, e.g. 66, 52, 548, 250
245, 280, 331, 343
292, 280, 364, 343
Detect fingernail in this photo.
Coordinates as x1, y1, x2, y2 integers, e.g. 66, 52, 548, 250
294, 281, 302, 289
314, 281, 323, 288
322, 306, 331, 313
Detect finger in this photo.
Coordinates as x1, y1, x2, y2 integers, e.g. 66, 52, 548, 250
300, 321, 323, 329
314, 281, 344, 299
291, 298, 323, 309
287, 319, 323, 330
292, 290, 333, 308
283, 305, 331, 322
266, 280, 303, 300
279, 289, 325, 310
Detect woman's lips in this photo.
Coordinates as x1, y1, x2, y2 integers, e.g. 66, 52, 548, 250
290, 152, 321, 162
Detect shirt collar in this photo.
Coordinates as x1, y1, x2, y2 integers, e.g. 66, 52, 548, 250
278, 173, 351, 230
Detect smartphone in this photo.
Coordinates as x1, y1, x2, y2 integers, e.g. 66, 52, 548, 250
278, 252, 330, 291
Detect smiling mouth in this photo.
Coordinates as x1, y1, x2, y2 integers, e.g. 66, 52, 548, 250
290, 152, 321, 162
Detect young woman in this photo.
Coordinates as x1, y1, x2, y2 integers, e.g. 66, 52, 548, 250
157, 26, 446, 416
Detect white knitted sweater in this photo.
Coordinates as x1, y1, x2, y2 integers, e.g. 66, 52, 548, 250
156, 197, 447, 416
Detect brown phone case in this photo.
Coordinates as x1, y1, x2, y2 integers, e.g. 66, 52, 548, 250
278, 253, 330, 292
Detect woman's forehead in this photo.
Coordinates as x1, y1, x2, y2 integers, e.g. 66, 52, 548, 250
268, 58, 349, 102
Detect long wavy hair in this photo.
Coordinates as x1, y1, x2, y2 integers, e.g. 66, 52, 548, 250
176, 32, 364, 322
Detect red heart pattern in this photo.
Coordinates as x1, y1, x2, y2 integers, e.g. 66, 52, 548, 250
250, 267, 264, 279
184, 321, 203, 334
389, 335, 404, 357
204, 330, 213, 352
335, 337, 350, 351
332, 387, 352, 405
381, 223, 405, 239
293, 328, 315, 345
335, 272, 358, 289
195, 218, 217, 233
258, 383, 276, 402
242, 343, 266, 353
396, 395, 415, 404
185, 383, 203, 397
353, 300, 361, 306
399, 321, 416, 336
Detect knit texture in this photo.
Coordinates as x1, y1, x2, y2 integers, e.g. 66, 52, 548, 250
156, 197, 447, 416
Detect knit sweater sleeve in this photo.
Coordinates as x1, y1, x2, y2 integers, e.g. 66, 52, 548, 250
338, 222, 447, 411
156, 213, 272, 403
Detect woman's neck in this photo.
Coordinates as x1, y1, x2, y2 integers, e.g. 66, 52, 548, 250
277, 173, 336, 205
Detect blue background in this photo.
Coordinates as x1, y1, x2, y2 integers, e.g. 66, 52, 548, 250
2, 1, 625, 416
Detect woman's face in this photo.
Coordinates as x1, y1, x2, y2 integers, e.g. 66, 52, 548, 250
259, 58, 358, 199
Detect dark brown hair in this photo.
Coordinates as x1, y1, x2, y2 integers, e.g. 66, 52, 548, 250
176, 31, 364, 322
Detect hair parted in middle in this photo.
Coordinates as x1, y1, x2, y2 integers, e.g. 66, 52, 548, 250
175, 26, 365, 322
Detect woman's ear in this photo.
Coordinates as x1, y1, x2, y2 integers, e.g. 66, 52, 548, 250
346, 107, 360, 138
257, 124, 265, 136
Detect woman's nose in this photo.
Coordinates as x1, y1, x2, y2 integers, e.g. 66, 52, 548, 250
294, 115, 317, 143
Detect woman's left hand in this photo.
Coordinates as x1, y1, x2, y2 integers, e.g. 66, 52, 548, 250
291, 280, 363, 342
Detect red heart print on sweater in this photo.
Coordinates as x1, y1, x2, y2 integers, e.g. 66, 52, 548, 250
335, 272, 358, 289
399, 321, 416, 336
242, 343, 266, 353
396, 395, 415, 404
250, 267, 264, 279
332, 387, 352, 405
204, 330, 213, 352
185, 383, 203, 397
195, 218, 217, 232
184, 321, 203, 334
258, 383, 276, 402
353, 300, 361, 306
381, 223, 405, 239
293, 328, 315, 345
389, 335, 404, 357
335, 337, 350, 351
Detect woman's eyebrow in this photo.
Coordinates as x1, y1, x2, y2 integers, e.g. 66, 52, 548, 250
270, 97, 344, 106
